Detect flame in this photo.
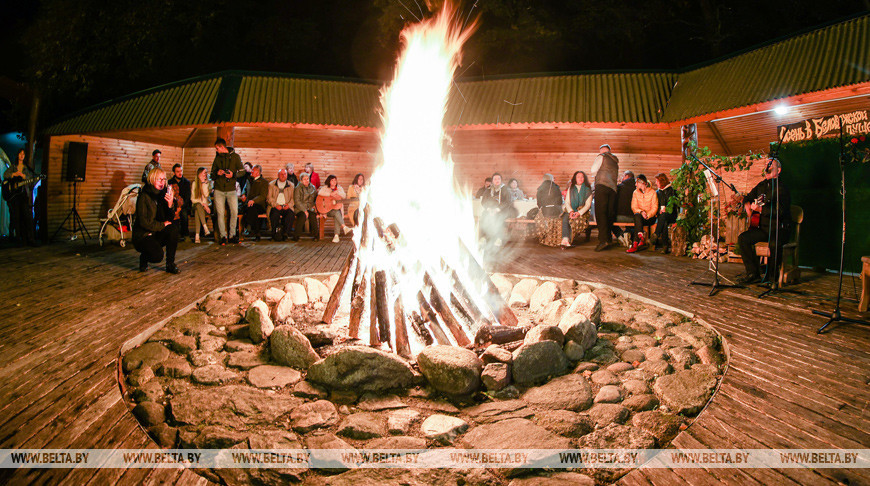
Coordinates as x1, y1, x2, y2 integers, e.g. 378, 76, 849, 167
346, 4, 489, 355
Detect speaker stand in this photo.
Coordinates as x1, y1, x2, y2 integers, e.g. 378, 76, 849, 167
52, 180, 91, 243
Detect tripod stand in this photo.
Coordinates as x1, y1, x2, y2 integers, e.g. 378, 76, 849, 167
690, 156, 742, 296
52, 180, 91, 243
814, 135, 868, 333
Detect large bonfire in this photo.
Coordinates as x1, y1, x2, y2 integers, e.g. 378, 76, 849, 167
321, 3, 518, 357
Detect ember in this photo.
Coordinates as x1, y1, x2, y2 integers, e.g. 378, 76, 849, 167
321, 4, 517, 356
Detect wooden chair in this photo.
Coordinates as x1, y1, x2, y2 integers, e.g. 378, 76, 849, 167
860, 256, 869, 312
755, 205, 803, 286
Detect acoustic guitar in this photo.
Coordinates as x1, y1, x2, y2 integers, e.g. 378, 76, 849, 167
315, 195, 358, 214
2, 174, 45, 202
748, 194, 765, 229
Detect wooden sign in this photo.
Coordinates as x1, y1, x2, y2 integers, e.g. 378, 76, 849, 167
778, 109, 870, 143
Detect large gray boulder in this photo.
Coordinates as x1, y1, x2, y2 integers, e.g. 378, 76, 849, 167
306, 346, 415, 392
511, 340, 568, 385
671, 323, 718, 349
529, 281, 561, 313
417, 345, 483, 395
509, 278, 539, 308
653, 368, 717, 415
246, 300, 274, 344
568, 292, 602, 325
270, 325, 319, 369
558, 313, 598, 352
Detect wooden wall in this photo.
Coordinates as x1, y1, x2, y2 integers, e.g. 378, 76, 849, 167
183, 126, 687, 196
46, 135, 182, 239
47, 125, 696, 237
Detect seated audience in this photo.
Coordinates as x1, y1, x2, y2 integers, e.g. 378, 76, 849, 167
560, 171, 592, 248
243, 164, 269, 241
627, 174, 658, 253
347, 173, 366, 226
294, 173, 319, 240
475, 177, 492, 198
507, 178, 527, 202
133, 168, 179, 274
654, 172, 678, 253
191, 167, 212, 243
318, 175, 352, 243
480, 172, 513, 247
536, 173, 562, 218
268, 168, 296, 241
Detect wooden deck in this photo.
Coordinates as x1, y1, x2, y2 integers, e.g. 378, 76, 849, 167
0, 236, 867, 485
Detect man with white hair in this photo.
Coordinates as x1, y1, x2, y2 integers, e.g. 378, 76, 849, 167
590, 143, 619, 251
268, 168, 296, 241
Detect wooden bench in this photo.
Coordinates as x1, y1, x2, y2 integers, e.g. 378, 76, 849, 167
237, 213, 269, 242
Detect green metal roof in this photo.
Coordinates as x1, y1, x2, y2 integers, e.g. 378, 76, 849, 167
232, 76, 381, 127
446, 73, 676, 125
45, 14, 870, 136
662, 14, 870, 122
45, 77, 221, 135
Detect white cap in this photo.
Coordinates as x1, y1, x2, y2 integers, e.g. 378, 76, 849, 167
599, 143, 611, 150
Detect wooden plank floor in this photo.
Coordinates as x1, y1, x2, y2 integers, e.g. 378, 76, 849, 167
0, 235, 867, 485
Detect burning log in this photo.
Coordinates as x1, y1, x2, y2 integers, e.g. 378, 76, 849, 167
393, 298, 412, 358
369, 272, 380, 346
409, 310, 434, 346
457, 239, 518, 327
375, 270, 391, 345
427, 281, 471, 347
417, 291, 452, 346
347, 270, 369, 339
474, 324, 527, 347
321, 247, 357, 325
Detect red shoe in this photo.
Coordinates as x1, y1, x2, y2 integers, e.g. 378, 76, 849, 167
637, 232, 646, 246
626, 241, 639, 253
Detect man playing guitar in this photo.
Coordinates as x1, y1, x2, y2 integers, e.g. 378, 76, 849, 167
736, 158, 791, 285
3, 149, 38, 246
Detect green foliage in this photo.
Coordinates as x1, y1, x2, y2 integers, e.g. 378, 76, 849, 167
667, 143, 763, 250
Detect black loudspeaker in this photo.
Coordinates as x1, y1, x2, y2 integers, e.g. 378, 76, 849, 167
66, 142, 88, 182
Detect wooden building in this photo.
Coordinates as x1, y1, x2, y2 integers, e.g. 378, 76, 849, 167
41, 15, 870, 239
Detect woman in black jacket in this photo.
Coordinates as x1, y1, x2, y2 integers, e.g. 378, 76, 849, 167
134, 168, 180, 273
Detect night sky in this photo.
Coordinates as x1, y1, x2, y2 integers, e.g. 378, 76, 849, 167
0, 0, 867, 130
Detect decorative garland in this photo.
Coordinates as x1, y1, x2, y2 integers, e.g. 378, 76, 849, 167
666, 143, 764, 255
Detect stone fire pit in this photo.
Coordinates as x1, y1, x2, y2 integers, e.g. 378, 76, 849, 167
120, 273, 727, 485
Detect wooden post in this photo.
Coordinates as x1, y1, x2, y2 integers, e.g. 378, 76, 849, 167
347, 273, 368, 339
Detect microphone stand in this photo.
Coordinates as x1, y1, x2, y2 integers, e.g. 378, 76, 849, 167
689, 154, 743, 296
813, 128, 869, 333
